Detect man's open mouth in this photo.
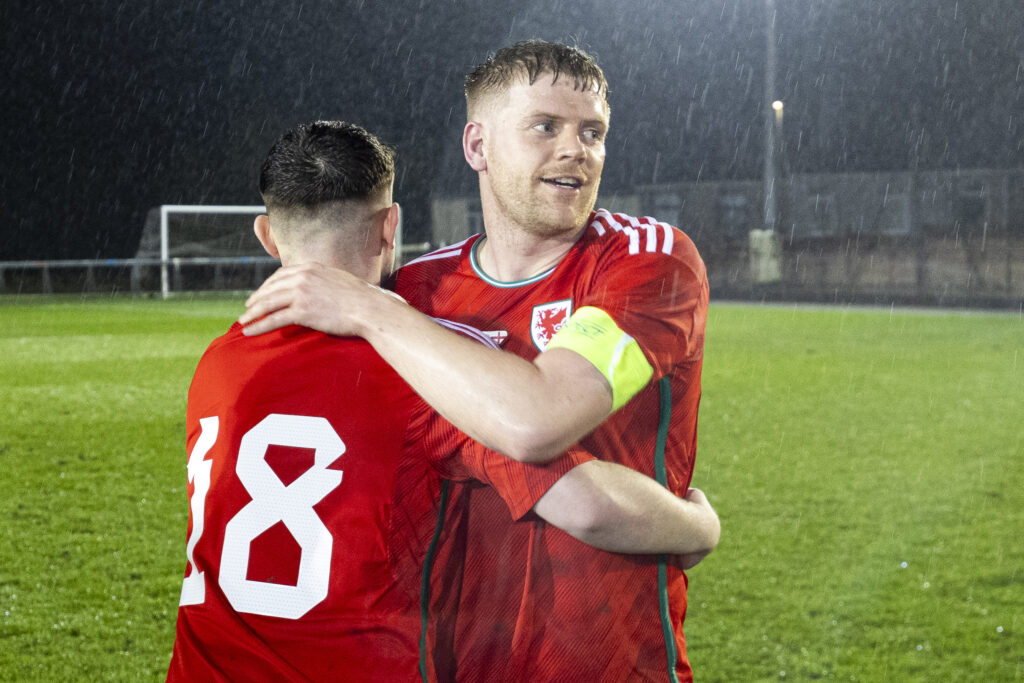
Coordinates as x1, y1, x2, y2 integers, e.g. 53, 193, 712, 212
542, 177, 583, 189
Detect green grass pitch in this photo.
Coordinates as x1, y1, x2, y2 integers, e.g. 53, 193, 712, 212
0, 295, 1021, 681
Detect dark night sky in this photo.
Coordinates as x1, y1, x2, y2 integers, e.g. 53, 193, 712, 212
2, 0, 1022, 260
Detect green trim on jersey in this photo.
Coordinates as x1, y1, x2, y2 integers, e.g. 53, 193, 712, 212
469, 238, 558, 288
419, 479, 451, 682
654, 377, 681, 683
546, 306, 654, 411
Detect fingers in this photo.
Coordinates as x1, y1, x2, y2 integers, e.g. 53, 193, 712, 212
683, 487, 708, 506
243, 263, 322, 302
679, 549, 712, 570
239, 286, 306, 335
238, 265, 310, 331
239, 286, 293, 328
238, 262, 370, 337
241, 306, 300, 336
243, 264, 302, 304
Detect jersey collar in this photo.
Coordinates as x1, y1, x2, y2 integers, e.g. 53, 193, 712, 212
468, 237, 559, 289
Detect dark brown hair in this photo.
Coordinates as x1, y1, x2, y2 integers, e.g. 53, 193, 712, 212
258, 120, 395, 211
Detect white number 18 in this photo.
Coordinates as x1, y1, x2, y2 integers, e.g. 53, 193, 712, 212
179, 413, 345, 620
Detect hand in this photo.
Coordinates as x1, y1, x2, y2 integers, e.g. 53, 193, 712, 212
683, 486, 712, 510
678, 548, 713, 570
238, 262, 384, 337
678, 487, 719, 570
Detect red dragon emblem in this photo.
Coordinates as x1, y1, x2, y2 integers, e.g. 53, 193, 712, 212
530, 299, 573, 350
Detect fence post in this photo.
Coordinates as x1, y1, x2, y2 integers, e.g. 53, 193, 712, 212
130, 264, 142, 294
173, 259, 182, 293
1003, 246, 1011, 292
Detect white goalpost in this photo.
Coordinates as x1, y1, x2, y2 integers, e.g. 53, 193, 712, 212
156, 205, 268, 298
127, 204, 428, 298
131, 205, 274, 298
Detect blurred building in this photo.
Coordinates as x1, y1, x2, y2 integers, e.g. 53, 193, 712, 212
430, 167, 1024, 308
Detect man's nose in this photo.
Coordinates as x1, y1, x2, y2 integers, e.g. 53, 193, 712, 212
555, 130, 587, 161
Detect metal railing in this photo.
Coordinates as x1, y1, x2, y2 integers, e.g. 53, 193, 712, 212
0, 243, 433, 298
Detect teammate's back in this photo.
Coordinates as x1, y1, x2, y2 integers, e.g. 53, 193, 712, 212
168, 121, 430, 681
169, 324, 434, 680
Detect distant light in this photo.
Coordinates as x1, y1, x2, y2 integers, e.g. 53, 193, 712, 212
772, 100, 784, 111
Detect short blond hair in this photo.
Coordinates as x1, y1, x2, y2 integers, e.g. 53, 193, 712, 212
464, 40, 609, 118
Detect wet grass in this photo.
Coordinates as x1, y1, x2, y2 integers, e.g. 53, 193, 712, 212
1, 296, 1021, 681
687, 303, 1024, 681
0, 294, 242, 681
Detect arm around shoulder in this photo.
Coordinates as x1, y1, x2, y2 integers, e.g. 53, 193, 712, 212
240, 261, 615, 463
361, 302, 614, 463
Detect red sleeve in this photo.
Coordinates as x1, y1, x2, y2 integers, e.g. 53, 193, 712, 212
407, 399, 595, 520
583, 214, 709, 379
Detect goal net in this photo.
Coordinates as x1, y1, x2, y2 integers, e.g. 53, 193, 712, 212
135, 205, 276, 297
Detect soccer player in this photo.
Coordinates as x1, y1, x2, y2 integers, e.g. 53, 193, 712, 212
172, 120, 718, 681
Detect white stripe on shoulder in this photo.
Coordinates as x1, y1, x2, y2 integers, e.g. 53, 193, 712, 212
589, 208, 612, 235
635, 216, 675, 255
430, 317, 501, 348
590, 210, 676, 256
403, 236, 476, 267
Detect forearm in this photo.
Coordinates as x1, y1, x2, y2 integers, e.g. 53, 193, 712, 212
238, 263, 612, 462
533, 461, 721, 555
356, 292, 611, 462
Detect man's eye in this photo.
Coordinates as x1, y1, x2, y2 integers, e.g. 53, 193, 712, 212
584, 129, 604, 141
533, 122, 555, 133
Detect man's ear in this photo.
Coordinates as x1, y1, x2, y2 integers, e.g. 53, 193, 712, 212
463, 122, 487, 172
253, 214, 280, 259
381, 202, 400, 249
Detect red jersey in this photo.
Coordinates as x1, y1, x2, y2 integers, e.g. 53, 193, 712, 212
393, 209, 708, 682
167, 323, 589, 682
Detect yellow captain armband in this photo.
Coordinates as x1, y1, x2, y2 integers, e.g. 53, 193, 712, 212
545, 306, 654, 412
